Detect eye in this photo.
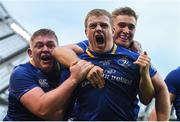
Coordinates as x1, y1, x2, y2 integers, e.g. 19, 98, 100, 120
89, 23, 97, 29
100, 23, 108, 28
128, 24, 135, 30
47, 43, 56, 48
118, 22, 126, 28
35, 43, 43, 49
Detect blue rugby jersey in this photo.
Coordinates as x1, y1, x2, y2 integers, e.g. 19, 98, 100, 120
64, 44, 157, 120
3, 62, 61, 121
165, 67, 180, 120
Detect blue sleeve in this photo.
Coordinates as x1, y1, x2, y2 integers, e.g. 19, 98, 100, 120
59, 64, 71, 83
76, 40, 89, 51
149, 63, 157, 78
9, 66, 39, 100
165, 68, 180, 95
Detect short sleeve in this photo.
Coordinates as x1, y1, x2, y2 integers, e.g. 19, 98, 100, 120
149, 63, 157, 78
76, 40, 89, 51
9, 66, 39, 100
59, 64, 70, 83
165, 69, 180, 94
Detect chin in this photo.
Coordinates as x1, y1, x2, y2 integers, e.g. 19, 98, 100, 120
119, 40, 130, 48
42, 65, 54, 72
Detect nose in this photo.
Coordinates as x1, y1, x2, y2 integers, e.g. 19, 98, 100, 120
42, 45, 49, 52
123, 26, 130, 33
96, 24, 102, 31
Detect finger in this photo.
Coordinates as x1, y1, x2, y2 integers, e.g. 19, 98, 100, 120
92, 71, 104, 88
89, 76, 97, 88
134, 59, 149, 67
96, 69, 105, 87
87, 67, 104, 88
70, 60, 78, 67
89, 70, 102, 88
136, 54, 150, 63
144, 51, 147, 55
92, 67, 105, 88
83, 63, 94, 74
87, 69, 98, 88
137, 56, 150, 63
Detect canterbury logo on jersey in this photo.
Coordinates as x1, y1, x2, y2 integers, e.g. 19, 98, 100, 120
38, 79, 49, 87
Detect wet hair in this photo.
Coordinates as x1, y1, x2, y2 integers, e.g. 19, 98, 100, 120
112, 7, 138, 21
84, 8, 113, 28
30, 28, 58, 45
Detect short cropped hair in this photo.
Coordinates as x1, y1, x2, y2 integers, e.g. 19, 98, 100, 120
30, 28, 58, 45
112, 7, 138, 21
84, 8, 113, 28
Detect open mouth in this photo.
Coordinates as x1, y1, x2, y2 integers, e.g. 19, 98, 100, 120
40, 54, 51, 61
95, 34, 104, 44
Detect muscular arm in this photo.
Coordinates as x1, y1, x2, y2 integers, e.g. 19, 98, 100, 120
20, 60, 93, 120
151, 72, 171, 120
52, 45, 82, 67
52, 45, 105, 88
134, 52, 155, 105
138, 71, 155, 105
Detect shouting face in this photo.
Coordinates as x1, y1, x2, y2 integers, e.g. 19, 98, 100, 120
28, 35, 58, 72
85, 15, 114, 53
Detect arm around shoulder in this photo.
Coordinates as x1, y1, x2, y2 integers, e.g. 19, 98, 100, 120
52, 45, 81, 67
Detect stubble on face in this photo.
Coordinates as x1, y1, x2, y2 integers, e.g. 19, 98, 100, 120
29, 35, 58, 72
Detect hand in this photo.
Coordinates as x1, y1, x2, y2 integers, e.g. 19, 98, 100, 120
129, 40, 143, 53
134, 51, 151, 76
70, 60, 94, 84
86, 66, 105, 88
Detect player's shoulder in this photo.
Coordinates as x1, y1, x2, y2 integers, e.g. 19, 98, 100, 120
116, 45, 139, 60
12, 62, 38, 77
167, 67, 180, 77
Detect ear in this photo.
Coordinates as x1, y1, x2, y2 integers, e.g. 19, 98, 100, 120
27, 48, 32, 58
112, 27, 115, 37
85, 29, 87, 36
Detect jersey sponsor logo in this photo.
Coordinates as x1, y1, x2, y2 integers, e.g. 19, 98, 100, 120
117, 57, 131, 68
103, 73, 132, 85
81, 80, 91, 87
81, 73, 132, 88
38, 79, 49, 87
109, 75, 133, 85
99, 60, 111, 66
104, 68, 116, 74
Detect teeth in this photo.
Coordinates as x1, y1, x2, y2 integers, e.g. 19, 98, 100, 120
41, 55, 50, 61
119, 33, 129, 41
121, 35, 128, 40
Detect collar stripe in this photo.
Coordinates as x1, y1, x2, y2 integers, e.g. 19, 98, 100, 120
86, 44, 117, 58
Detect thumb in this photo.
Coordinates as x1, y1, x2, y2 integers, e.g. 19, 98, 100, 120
144, 51, 147, 55
133, 60, 138, 65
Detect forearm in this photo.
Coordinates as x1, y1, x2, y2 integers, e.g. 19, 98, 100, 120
52, 46, 80, 67
139, 73, 155, 105
37, 76, 78, 120
152, 73, 171, 120
155, 84, 170, 120
44, 109, 64, 120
